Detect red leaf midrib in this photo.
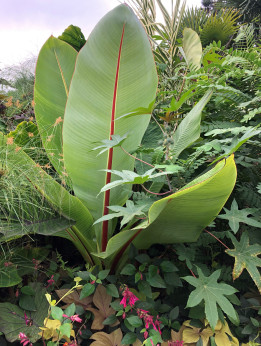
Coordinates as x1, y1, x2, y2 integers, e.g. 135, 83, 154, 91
101, 24, 125, 252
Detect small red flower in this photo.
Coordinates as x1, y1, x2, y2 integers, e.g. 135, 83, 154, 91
4, 262, 12, 267
120, 286, 139, 308
24, 312, 30, 326
19, 332, 32, 346
63, 314, 82, 323
46, 275, 55, 288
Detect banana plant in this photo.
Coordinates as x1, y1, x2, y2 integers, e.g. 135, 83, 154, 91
1, 5, 237, 270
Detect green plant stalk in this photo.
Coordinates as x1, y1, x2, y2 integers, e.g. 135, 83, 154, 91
67, 226, 98, 266
70, 226, 101, 267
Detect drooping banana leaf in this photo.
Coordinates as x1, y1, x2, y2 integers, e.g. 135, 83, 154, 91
63, 4, 158, 250
34, 36, 77, 177
0, 134, 96, 263
96, 155, 237, 268
0, 217, 74, 243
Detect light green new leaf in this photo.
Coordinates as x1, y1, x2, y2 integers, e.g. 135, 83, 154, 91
97, 155, 237, 263
181, 28, 202, 70
218, 199, 261, 234
94, 200, 146, 228
183, 268, 238, 330
100, 168, 168, 194
63, 5, 158, 223
92, 134, 128, 156
34, 36, 77, 177
115, 100, 155, 120
167, 87, 197, 113
172, 90, 213, 159
226, 233, 261, 293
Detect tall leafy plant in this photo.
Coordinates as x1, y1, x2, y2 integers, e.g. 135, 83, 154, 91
1, 5, 237, 270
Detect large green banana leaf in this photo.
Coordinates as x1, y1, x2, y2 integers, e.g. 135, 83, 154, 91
63, 5, 158, 250
0, 134, 96, 263
34, 36, 77, 177
96, 155, 237, 267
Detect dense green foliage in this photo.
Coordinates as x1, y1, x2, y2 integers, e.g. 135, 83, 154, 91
0, 2, 260, 346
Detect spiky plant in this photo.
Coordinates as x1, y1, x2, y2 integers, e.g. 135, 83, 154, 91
127, 0, 157, 38
200, 8, 240, 46
179, 6, 209, 36
204, 0, 261, 23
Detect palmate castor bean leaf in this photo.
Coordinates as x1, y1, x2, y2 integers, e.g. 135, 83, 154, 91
226, 232, 261, 294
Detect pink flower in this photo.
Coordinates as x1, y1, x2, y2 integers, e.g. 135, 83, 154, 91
63, 314, 82, 323
46, 275, 55, 288
32, 258, 39, 270
19, 333, 32, 346
4, 262, 12, 267
137, 309, 162, 337
24, 312, 30, 326
168, 342, 184, 346
120, 287, 139, 308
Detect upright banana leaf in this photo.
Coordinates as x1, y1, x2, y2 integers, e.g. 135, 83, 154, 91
96, 155, 237, 269
34, 36, 77, 177
63, 5, 158, 250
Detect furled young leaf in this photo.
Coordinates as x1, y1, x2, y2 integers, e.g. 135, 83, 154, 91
58, 24, 86, 51
218, 199, 261, 234
100, 168, 168, 194
181, 28, 202, 70
90, 328, 123, 346
94, 200, 146, 228
87, 285, 118, 330
92, 134, 128, 156
226, 233, 261, 293
183, 268, 238, 330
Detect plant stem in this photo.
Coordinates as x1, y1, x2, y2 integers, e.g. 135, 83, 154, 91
120, 146, 172, 190
190, 268, 196, 278
204, 229, 230, 250
151, 113, 165, 135
121, 145, 154, 168
141, 184, 173, 196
